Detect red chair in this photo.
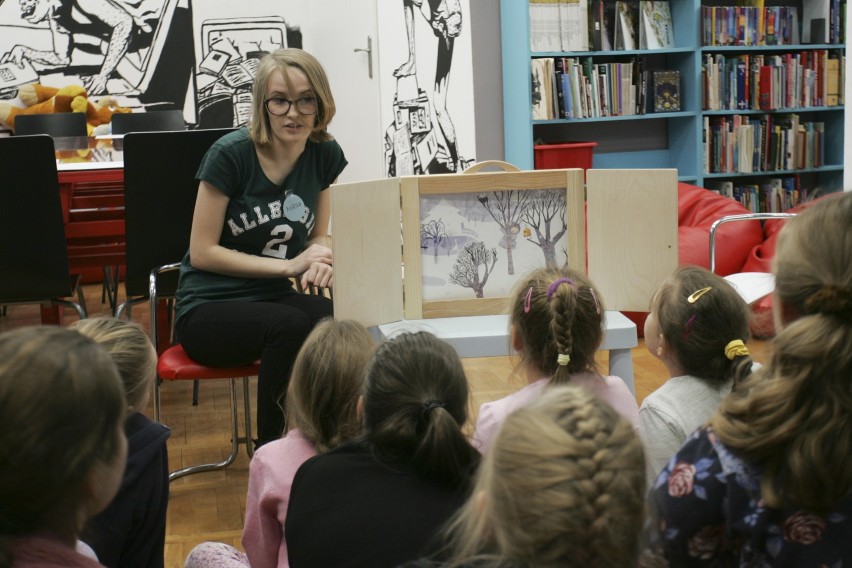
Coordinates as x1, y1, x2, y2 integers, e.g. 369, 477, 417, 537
150, 263, 259, 482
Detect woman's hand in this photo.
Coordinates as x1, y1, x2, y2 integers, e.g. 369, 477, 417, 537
300, 261, 333, 290
292, 244, 332, 288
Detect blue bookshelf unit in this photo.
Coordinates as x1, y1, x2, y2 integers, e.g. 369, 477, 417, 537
501, 0, 846, 196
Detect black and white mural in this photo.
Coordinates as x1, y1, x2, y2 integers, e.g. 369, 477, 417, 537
378, 0, 475, 176
0, 0, 301, 129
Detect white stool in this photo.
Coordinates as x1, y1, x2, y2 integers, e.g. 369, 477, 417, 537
373, 310, 638, 395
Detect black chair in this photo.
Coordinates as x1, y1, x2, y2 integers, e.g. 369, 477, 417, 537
116, 128, 236, 317
0, 135, 87, 321
111, 110, 186, 134
14, 112, 88, 137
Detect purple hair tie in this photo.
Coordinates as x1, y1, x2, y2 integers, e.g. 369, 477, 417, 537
682, 314, 697, 339
547, 278, 574, 300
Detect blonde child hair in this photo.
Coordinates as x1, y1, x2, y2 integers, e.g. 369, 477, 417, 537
71, 317, 157, 413
0, 326, 126, 567
446, 385, 646, 567
285, 318, 376, 452
509, 267, 604, 382
712, 192, 852, 513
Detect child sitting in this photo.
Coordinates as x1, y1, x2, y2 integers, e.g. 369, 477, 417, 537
645, 192, 852, 565
473, 267, 638, 453
402, 385, 647, 567
639, 266, 753, 479
72, 317, 171, 568
184, 318, 375, 568
284, 331, 481, 568
0, 326, 127, 568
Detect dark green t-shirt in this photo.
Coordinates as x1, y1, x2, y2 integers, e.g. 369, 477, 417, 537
174, 128, 347, 323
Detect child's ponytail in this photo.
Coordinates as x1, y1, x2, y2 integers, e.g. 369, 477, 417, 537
363, 332, 479, 486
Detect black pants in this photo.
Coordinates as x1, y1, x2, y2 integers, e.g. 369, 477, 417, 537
175, 294, 333, 446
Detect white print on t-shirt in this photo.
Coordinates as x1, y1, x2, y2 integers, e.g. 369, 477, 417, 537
261, 224, 294, 259
225, 193, 315, 238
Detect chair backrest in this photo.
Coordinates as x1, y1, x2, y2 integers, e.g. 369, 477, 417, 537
14, 112, 88, 137
0, 135, 75, 301
111, 110, 186, 134
122, 128, 236, 298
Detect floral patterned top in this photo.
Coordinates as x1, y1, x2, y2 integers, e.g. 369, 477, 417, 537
645, 427, 852, 567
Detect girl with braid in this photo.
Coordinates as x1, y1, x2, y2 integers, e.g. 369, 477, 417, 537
640, 265, 753, 480
401, 385, 647, 568
646, 192, 852, 566
473, 267, 639, 454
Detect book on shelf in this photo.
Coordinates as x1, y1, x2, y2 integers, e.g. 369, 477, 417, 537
639, 1, 675, 49
559, 0, 590, 51
802, 0, 830, 43
529, 0, 563, 52
531, 58, 550, 119
653, 69, 680, 112
614, 1, 639, 50
590, 0, 616, 51
826, 56, 841, 105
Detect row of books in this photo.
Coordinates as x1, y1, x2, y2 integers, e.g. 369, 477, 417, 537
702, 51, 844, 111
702, 2, 847, 47
702, 6, 800, 46
706, 177, 809, 213
531, 56, 680, 119
529, 0, 674, 53
704, 114, 825, 174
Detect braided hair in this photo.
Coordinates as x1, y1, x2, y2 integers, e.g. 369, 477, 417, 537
444, 385, 646, 567
510, 267, 605, 384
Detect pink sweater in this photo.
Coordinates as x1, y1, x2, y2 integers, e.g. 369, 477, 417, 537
473, 373, 640, 454
8, 534, 104, 567
242, 429, 318, 568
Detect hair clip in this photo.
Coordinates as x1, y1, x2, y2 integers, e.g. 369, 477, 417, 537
682, 314, 697, 339
557, 353, 571, 366
523, 286, 534, 313
724, 339, 750, 360
589, 287, 601, 315
546, 278, 574, 300
687, 286, 712, 303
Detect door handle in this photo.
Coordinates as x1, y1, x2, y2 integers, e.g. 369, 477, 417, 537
353, 36, 373, 79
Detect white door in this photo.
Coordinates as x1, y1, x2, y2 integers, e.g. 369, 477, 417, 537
298, 0, 383, 183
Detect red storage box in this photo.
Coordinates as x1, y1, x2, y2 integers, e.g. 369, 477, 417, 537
534, 141, 597, 170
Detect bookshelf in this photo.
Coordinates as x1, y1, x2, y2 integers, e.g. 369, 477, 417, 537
501, 0, 846, 207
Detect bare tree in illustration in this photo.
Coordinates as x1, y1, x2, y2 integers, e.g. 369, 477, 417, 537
421, 219, 448, 262
477, 191, 532, 275
449, 241, 497, 298
522, 190, 567, 268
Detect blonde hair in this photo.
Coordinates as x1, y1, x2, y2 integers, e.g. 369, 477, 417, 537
0, 326, 125, 565
712, 192, 852, 513
285, 319, 375, 453
510, 267, 604, 383
445, 385, 646, 567
651, 265, 753, 384
249, 48, 336, 146
71, 317, 157, 412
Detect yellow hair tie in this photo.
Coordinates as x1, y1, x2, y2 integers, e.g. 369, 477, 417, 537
724, 340, 749, 360
557, 353, 570, 366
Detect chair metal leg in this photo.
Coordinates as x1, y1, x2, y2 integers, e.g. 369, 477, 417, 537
192, 379, 200, 406
168, 378, 241, 482
242, 376, 254, 459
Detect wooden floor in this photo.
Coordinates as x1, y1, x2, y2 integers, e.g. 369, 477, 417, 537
0, 284, 768, 567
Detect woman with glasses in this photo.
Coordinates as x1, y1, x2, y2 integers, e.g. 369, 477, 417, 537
174, 48, 347, 448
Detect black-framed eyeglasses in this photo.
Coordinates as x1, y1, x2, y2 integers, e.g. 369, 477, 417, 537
264, 96, 318, 116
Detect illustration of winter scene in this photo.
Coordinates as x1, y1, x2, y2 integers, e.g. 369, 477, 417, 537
420, 188, 569, 301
